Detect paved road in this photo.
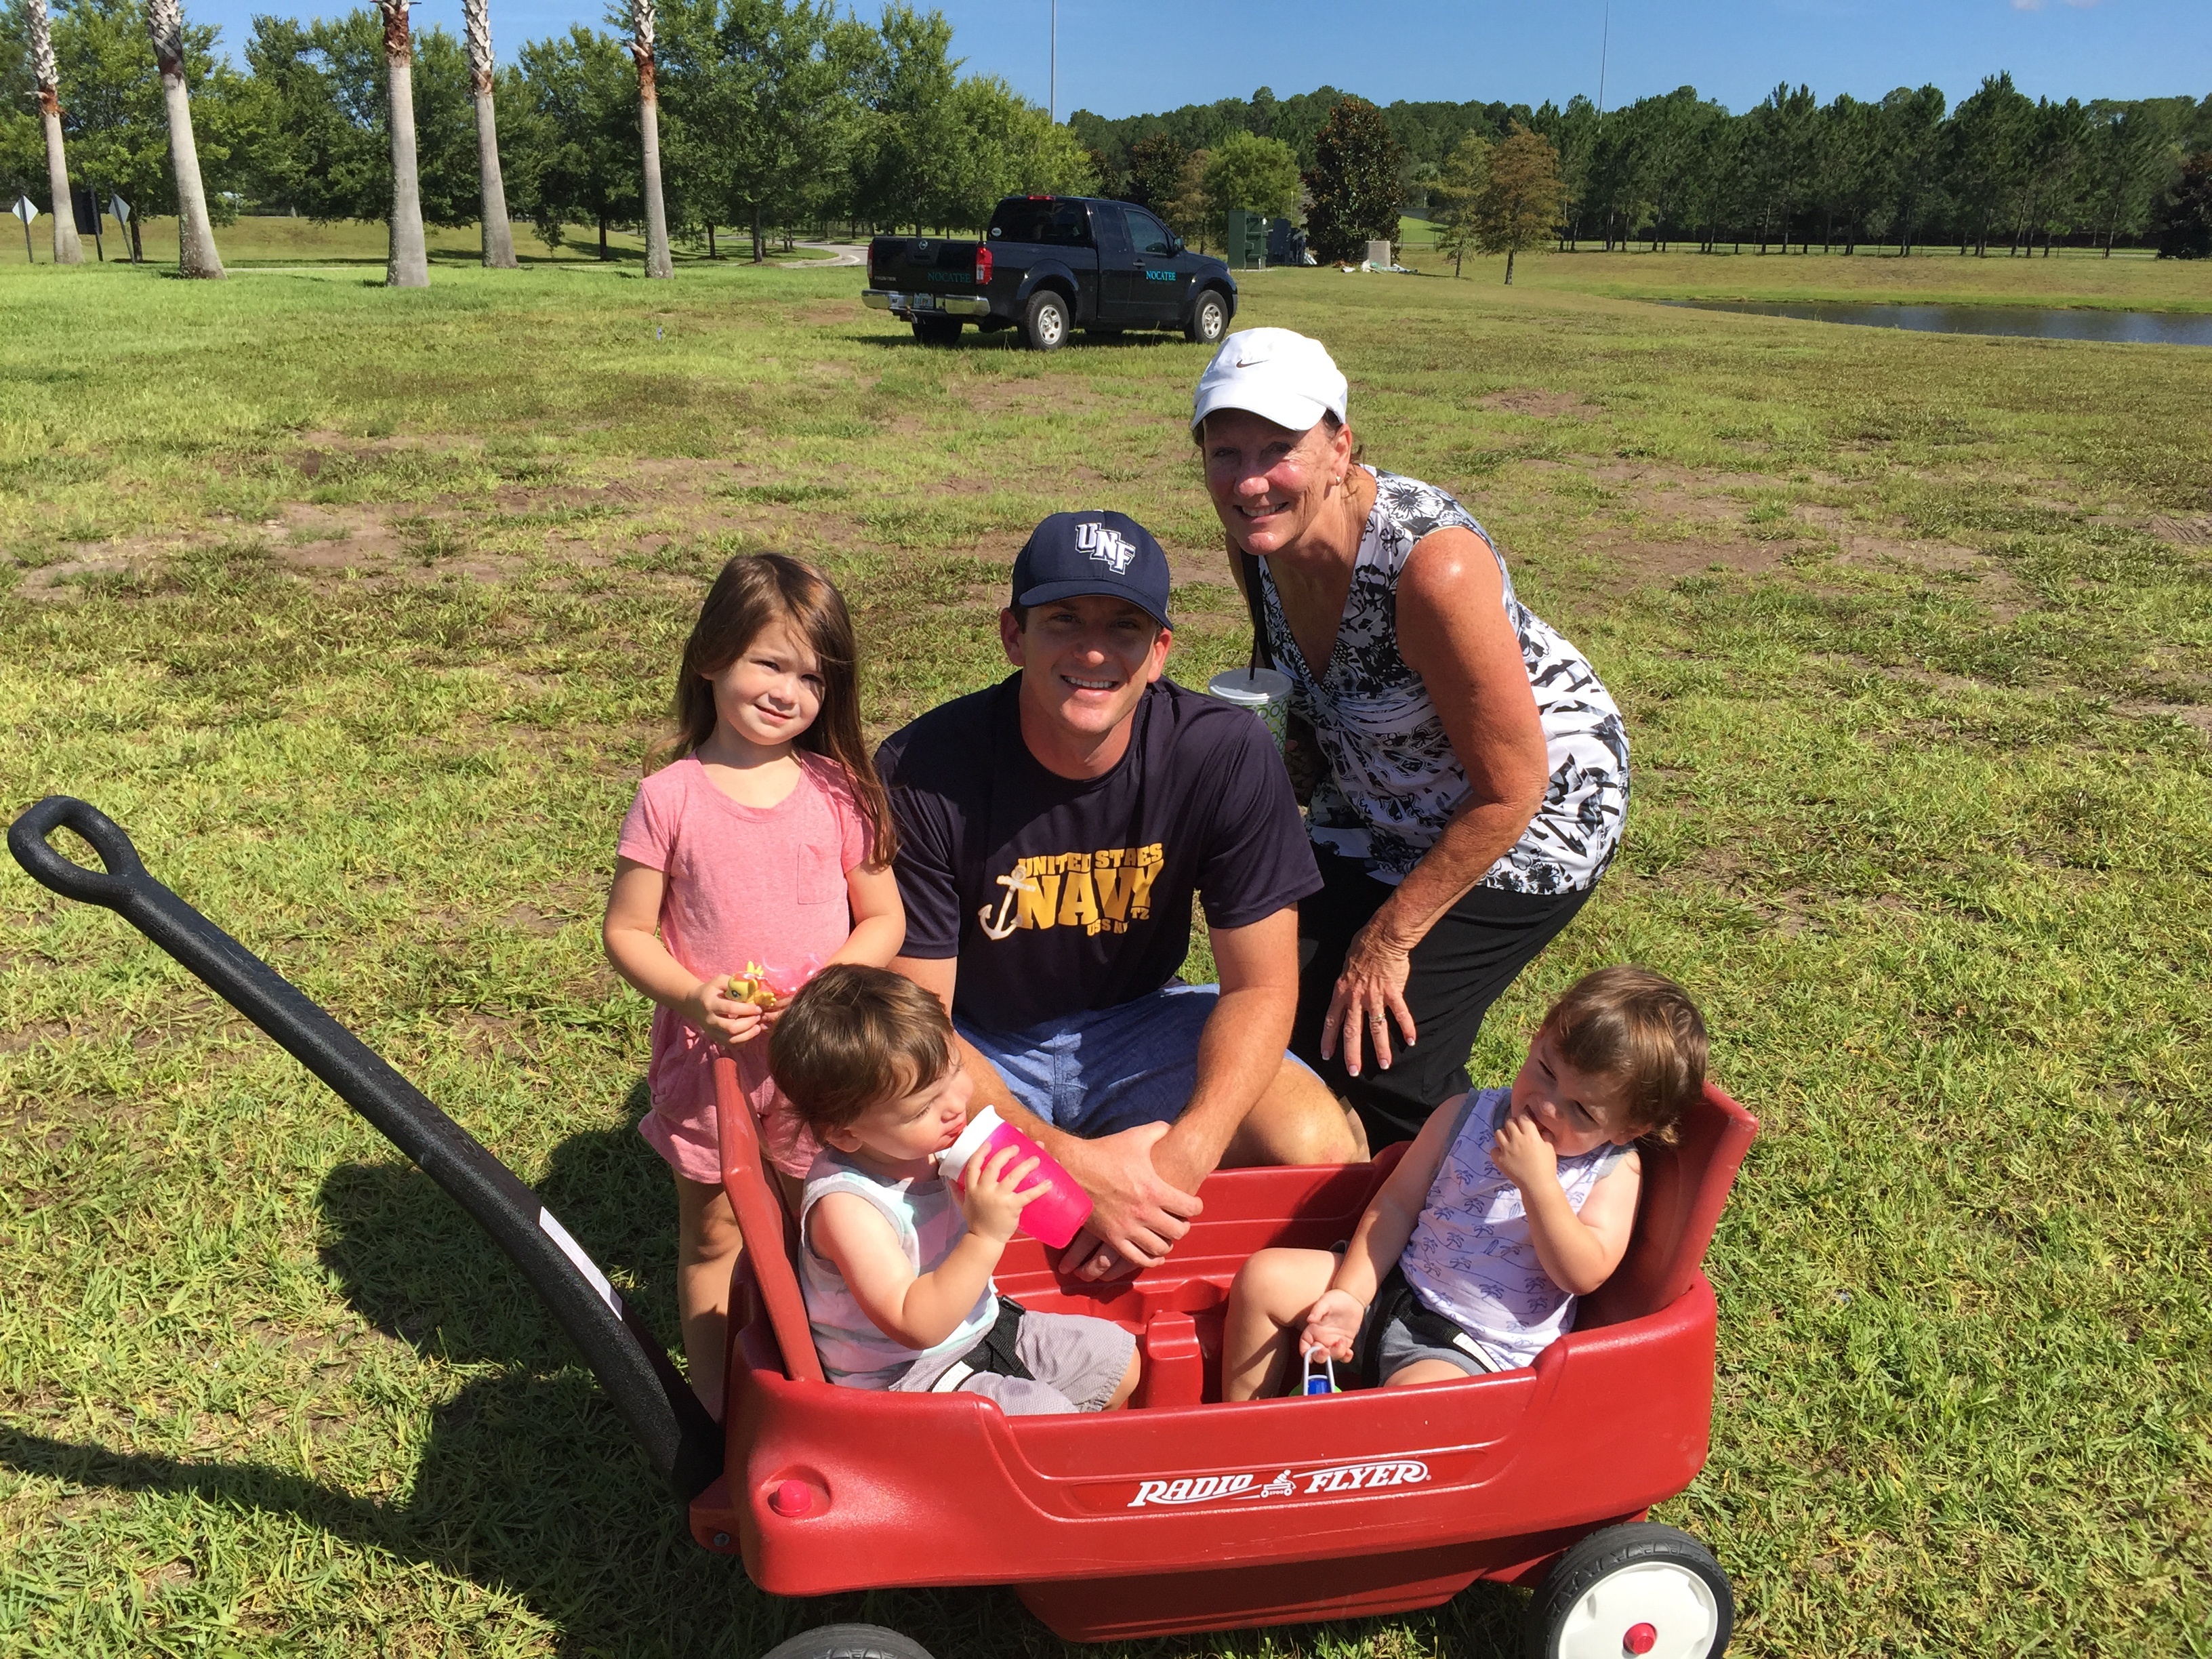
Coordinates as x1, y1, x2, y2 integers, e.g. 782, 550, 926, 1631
782, 241, 867, 268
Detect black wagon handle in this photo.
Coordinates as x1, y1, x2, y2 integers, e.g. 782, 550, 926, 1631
6, 796, 723, 1502
7, 795, 147, 907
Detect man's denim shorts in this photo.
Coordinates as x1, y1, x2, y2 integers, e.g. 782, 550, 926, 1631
956, 982, 1313, 1138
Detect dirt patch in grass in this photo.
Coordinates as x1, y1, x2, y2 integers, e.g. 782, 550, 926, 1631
2148, 514, 2211, 548
1481, 388, 1602, 419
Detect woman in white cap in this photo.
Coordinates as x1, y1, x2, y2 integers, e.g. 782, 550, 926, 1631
1191, 327, 1629, 1149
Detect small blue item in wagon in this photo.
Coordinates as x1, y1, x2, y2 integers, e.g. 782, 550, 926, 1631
1302, 1349, 1338, 1395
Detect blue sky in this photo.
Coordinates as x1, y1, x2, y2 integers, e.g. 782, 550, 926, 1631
194, 0, 2209, 117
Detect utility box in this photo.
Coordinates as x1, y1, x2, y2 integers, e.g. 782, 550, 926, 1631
1223, 209, 1268, 270
1267, 218, 1309, 266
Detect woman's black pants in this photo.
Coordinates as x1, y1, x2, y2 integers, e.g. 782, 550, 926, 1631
1293, 846, 1597, 1150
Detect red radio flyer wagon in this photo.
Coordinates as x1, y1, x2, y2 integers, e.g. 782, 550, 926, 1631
12, 798, 1758, 1659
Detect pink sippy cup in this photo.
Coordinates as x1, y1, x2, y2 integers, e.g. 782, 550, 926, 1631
935, 1107, 1094, 1250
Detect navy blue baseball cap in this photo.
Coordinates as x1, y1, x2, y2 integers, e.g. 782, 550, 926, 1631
1010, 510, 1173, 630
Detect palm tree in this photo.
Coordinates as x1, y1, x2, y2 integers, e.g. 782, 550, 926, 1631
631, 0, 672, 279
462, 0, 518, 267
144, 0, 222, 276
28, 0, 85, 264
375, 0, 430, 285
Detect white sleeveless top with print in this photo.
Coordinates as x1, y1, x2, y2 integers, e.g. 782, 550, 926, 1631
1399, 1088, 1632, 1371
1257, 468, 1629, 894
799, 1149, 997, 1387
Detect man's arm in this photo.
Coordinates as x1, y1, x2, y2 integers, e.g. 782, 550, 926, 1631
1146, 906, 1302, 1195
892, 951, 1202, 1270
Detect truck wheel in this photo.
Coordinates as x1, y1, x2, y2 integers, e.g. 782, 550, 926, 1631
1525, 1523, 1733, 1659
760, 1625, 935, 1659
911, 317, 962, 346
1020, 290, 1069, 352
1183, 288, 1229, 344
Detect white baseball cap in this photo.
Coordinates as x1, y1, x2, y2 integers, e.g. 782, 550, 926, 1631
1189, 328, 1349, 436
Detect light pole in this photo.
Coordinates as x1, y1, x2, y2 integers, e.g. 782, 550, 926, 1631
1049, 0, 1057, 124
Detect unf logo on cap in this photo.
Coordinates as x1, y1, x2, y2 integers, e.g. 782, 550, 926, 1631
1076, 520, 1136, 573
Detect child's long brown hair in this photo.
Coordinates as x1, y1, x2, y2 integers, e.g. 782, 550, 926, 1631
650, 554, 897, 867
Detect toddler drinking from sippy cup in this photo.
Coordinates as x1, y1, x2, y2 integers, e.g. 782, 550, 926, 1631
773, 965, 1142, 1414
1222, 968, 1706, 1398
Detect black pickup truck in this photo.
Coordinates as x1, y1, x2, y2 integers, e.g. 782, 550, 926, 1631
863, 194, 1237, 351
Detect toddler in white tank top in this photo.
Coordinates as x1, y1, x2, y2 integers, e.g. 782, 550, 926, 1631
1223, 968, 1708, 1398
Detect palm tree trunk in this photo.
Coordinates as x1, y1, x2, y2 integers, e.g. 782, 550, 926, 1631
462, 0, 517, 268
145, 0, 222, 277
632, 0, 672, 279
379, 0, 429, 287
28, 0, 83, 265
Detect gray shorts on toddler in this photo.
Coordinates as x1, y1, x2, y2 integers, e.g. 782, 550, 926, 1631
892, 1309, 1135, 1415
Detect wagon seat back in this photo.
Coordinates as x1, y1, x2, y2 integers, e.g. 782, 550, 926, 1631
713, 1054, 825, 1383
1571, 1080, 1758, 1332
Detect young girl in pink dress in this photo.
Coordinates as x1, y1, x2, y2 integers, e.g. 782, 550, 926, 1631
602, 554, 903, 1414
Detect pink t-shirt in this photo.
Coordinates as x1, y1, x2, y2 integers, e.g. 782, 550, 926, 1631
617, 752, 872, 1179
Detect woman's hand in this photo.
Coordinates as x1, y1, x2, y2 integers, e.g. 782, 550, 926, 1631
1299, 1288, 1366, 1364
681, 978, 765, 1048
960, 1144, 1045, 1245
1490, 1110, 1558, 1193
1321, 916, 1417, 1078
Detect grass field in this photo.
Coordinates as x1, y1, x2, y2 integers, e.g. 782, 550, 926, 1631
20, 215, 844, 269
2, 239, 2209, 1658
1392, 216, 2212, 310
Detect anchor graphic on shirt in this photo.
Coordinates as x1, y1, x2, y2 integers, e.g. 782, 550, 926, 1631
977, 865, 1039, 940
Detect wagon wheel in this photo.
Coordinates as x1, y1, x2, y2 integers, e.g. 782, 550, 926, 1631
759, 1624, 936, 1659
1526, 1522, 1734, 1659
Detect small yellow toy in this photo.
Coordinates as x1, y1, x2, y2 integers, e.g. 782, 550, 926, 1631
726, 962, 779, 1008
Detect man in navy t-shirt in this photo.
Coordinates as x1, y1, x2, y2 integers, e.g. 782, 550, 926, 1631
879, 511, 1364, 1281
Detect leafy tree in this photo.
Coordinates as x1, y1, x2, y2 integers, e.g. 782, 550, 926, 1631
677, 0, 874, 256
1530, 94, 1598, 246
1946, 72, 2032, 255
943, 73, 1094, 230
2150, 150, 2212, 258
1155, 144, 1208, 246
1742, 83, 1815, 251
1203, 129, 1299, 227
1469, 121, 1564, 283
514, 24, 638, 255
1879, 84, 1947, 255
1121, 130, 1186, 212
2080, 101, 2176, 256
1303, 94, 1400, 263
851, 3, 960, 232
1430, 129, 1488, 275
245, 12, 474, 230
1811, 93, 1887, 252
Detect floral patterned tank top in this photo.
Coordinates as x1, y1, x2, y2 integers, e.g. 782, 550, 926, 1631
1256, 469, 1629, 894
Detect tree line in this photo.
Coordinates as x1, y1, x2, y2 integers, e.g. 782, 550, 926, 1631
0, 0, 1097, 278
1078, 78, 2212, 260
8, 9, 2211, 282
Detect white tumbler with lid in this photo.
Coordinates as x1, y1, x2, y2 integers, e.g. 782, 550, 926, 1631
1206, 666, 1293, 753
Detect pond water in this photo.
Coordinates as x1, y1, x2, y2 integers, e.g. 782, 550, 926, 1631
1660, 298, 2212, 346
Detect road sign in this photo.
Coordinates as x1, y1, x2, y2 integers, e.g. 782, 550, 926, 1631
10, 196, 34, 224
110, 193, 131, 224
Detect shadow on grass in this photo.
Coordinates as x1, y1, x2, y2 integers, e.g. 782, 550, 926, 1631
861, 329, 1200, 356
0, 1083, 1526, 1656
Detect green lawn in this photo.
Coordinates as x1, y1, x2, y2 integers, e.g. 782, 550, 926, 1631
35, 214, 844, 269
2, 243, 2209, 1658
1392, 214, 2212, 310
